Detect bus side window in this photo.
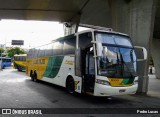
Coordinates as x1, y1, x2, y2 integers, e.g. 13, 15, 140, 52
19, 57, 21, 61
54, 41, 64, 55
22, 57, 24, 61
34, 48, 39, 58
28, 49, 34, 58
39, 46, 45, 57
63, 37, 76, 55
79, 33, 92, 49
3, 59, 6, 62
45, 44, 53, 57
89, 50, 95, 75
24, 56, 26, 61
85, 48, 95, 75
31, 49, 35, 58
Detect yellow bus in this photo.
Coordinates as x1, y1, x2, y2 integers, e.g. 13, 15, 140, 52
13, 54, 27, 71
26, 29, 147, 96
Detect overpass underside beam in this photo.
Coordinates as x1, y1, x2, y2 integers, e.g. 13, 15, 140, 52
110, 0, 157, 94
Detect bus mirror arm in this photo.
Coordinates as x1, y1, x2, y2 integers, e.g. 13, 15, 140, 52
134, 46, 147, 61
91, 41, 96, 43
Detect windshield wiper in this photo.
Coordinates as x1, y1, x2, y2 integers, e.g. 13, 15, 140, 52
120, 53, 135, 78
116, 52, 123, 77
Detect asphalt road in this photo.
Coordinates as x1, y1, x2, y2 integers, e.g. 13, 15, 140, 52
0, 68, 160, 117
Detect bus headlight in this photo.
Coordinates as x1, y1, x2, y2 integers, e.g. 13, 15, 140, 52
96, 79, 110, 85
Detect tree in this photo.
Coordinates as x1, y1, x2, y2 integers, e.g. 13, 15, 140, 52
7, 47, 26, 57
0, 48, 5, 57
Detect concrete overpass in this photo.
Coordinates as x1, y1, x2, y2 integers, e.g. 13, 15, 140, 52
0, 0, 159, 94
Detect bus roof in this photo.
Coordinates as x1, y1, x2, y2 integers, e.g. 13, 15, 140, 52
0, 57, 11, 59
14, 54, 27, 57
75, 29, 129, 37
53, 29, 129, 42
30, 29, 130, 49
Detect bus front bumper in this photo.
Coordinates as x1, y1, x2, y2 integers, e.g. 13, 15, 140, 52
94, 83, 138, 96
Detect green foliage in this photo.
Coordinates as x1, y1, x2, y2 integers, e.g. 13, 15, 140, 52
0, 48, 5, 57
7, 47, 26, 57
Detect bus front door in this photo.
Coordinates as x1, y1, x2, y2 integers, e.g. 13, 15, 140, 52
75, 47, 95, 94
84, 47, 95, 93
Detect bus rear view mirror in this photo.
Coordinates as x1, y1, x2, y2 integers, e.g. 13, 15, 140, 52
134, 46, 147, 61
97, 43, 103, 56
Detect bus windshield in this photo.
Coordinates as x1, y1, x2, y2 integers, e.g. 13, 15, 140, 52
95, 32, 137, 78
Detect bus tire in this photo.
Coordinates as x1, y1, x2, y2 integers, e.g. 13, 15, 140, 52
66, 77, 75, 94
18, 69, 22, 72
2, 65, 5, 69
17, 66, 21, 71
18, 68, 22, 72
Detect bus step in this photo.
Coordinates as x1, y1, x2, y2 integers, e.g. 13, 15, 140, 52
85, 92, 94, 96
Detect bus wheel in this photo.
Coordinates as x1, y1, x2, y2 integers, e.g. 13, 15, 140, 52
18, 68, 22, 72
2, 65, 5, 69
66, 77, 75, 94
17, 66, 21, 71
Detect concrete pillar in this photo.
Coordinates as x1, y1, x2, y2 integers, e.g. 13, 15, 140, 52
110, 0, 156, 94
152, 39, 160, 79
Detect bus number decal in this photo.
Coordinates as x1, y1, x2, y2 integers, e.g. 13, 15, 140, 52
33, 59, 45, 64
65, 60, 74, 65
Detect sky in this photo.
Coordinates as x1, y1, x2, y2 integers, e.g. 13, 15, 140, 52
0, 19, 64, 49
0, 19, 89, 50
